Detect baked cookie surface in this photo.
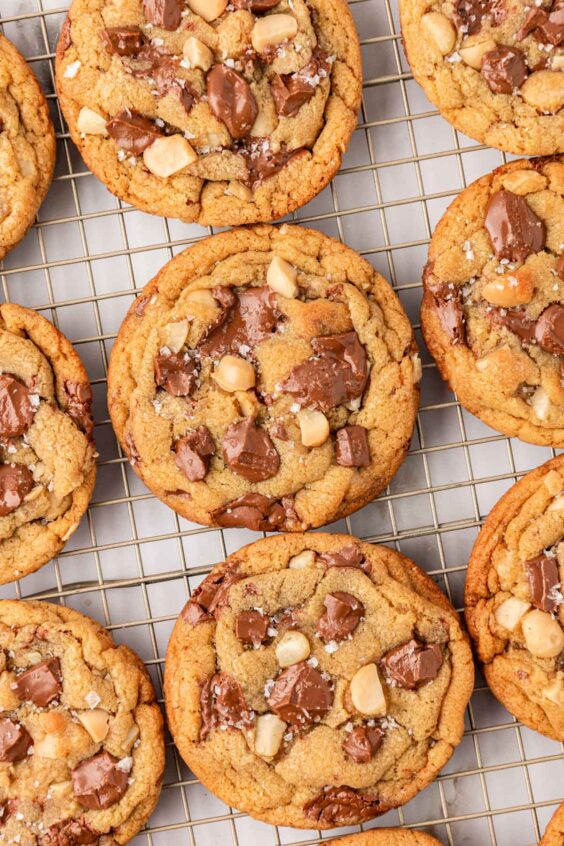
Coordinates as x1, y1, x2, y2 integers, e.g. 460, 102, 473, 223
421, 156, 564, 447
107, 225, 420, 531
0, 303, 96, 584
327, 832, 443, 846
164, 533, 474, 829
465, 454, 564, 740
0, 599, 164, 846
0, 35, 56, 259
542, 803, 564, 845
399, 0, 564, 156
55, 0, 361, 225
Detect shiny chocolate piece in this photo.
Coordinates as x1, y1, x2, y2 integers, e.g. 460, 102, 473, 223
155, 352, 199, 397
516, 6, 550, 40
211, 493, 294, 531
435, 296, 466, 345
0, 718, 32, 762
39, 819, 99, 846
106, 109, 162, 155
381, 638, 443, 689
266, 661, 333, 726
271, 73, 315, 117
240, 139, 306, 191
490, 307, 537, 344
200, 671, 253, 739
207, 65, 258, 140
319, 544, 371, 573
0, 464, 34, 517
484, 190, 546, 263
481, 46, 528, 94
59, 16, 72, 53
14, 657, 62, 707
303, 785, 381, 824
335, 425, 370, 467
199, 285, 282, 358
223, 417, 280, 482
181, 565, 242, 625
233, 0, 281, 9
72, 751, 129, 810
517, 2, 564, 44
317, 592, 364, 642
342, 725, 384, 763
557, 253, 564, 280
0, 374, 35, 438
453, 0, 490, 34
235, 610, 270, 645
525, 554, 561, 612
64, 381, 94, 439
175, 426, 215, 482
142, 0, 183, 30
534, 304, 564, 355
101, 26, 144, 56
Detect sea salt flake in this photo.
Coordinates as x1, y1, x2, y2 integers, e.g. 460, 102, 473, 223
85, 690, 101, 709
64, 60, 81, 78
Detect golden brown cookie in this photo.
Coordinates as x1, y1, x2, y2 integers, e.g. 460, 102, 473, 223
0, 599, 164, 846
466, 454, 564, 740
164, 533, 474, 829
0, 35, 56, 259
0, 303, 96, 584
421, 156, 564, 447
399, 0, 564, 156
542, 804, 564, 846
107, 225, 420, 531
54, 0, 361, 225
327, 831, 443, 846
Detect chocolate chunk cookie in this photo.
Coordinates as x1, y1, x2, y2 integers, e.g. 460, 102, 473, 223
0, 303, 96, 584
164, 533, 474, 828
0, 599, 164, 846
55, 0, 361, 225
466, 454, 564, 740
400, 0, 564, 155
107, 225, 420, 531
421, 157, 564, 447
0, 35, 56, 259
542, 803, 564, 845
326, 832, 443, 846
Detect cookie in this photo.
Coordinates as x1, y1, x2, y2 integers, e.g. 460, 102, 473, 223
0, 303, 96, 584
542, 804, 564, 846
0, 598, 164, 846
465, 454, 564, 740
421, 156, 564, 447
54, 0, 361, 226
0, 35, 56, 259
399, 0, 564, 156
327, 832, 443, 846
164, 533, 474, 829
107, 225, 420, 532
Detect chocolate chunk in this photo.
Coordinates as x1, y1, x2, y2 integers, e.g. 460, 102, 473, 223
199, 286, 282, 358
342, 725, 384, 763
72, 751, 129, 810
525, 554, 561, 612
64, 381, 94, 439
181, 565, 242, 625
200, 672, 253, 739
233, 0, 281, 9
481, 46, 528, 94
303, 785, 381, 824
282, 332, 368, 412
240, 140, 306, 191
106, 109, 162, 155
0, 718, 32, 762
14, 657, 62, 707
453, 0, 490, 34
155, 352, 198, 396
319, 544, 372, 574
101, 26, 144, 56
534, 304, 564, 355
382, 638, 443, 689
317, 592, 364, 642
484, 190, 546, 263
175, 426, 215, 482
223, 417, 280, 482
271, 420, 290, 441
557, 253, 564, 280
266, 661, 333, 726
271, 73, 316, 117
40, 819, 99, 846
0, 464, 34, 517
211, 493, 291, 531
539, 4, 564, 44
0, 374, 35, 438
490, 307, 537, 344
436, 296, 466, 345
235, 610, 269, 645
207, 65, 258, 140
59, 16, 72, 53
335, 426, 370, 467
142, 0, 183, 30
516, 6, 549, 40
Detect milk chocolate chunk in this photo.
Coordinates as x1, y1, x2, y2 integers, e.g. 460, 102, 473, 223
534, 304, 564, 355
233, 0, 281, 9
516, 6, 549, 40
211, 493, 291, 531
200, 672, 253, 739
317, 592, 364, 642
557, 253, 564, 281
453, 0, 490, 34
241, 141, 306, 191
267, 661, 333, 725
435, 296, 466, 345
0, 464, 34, 517
64, 381, 94, 439
320, 544, 371, 573
271, 74, 315, 117
59, 16, 72, 53
143, 0, 183, 30
181, 565, 242, 625
207, 65, 258, 140
342, 725, 384, 763
335, 426, 370, 467
540, 4, 564, 45
106, 109, 162, 155
155, 352, 198, 397
199, 286, 282, 358
223, 417, 280, 482
382, 638, 443, 689
14, 657, 62, 707
235, 610, 269, 645
0, 718, 32, 762
40, 819, 99, 846
484, 190, 546, 263
0, 374, 35, 438
490, 307, 537, 344
525, 554, 561, 612
72, 751, 129, 810
481, 46, 528, 94
101, 26, 144, 56
175, 426, 215, 482
304, 785, 381, 824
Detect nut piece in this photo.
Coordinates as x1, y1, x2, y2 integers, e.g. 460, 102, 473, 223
213, 355, 256, 392
481, 267, 535, 307
182, 36, 214, 72
254, 713, 286, 757
552, 54, 564, 71
522, 609, 564, 658
251, 14, 298, 53
275, 631, 311, 667
161, 320, 189, 353
77, 709, 110, 743
543, 674, 564, 705
521, 71, 564, 114
143, 135, 198, 178
226, 180, 253, 202
531, 386, 551, 421
494, 597, 531, 632
186, 289, 217, 309
459, 37, 496, 69
421, 11, 457, 55
288, 549, 316, 569
267, 256, 298, 298
186, 0, 227, 22
548, 494, 564, 511
297, 409, 330, 448
124, 724, 140, 751
350, 663, 387, 716
77, 107, 109, 136
500, 169, 548, 195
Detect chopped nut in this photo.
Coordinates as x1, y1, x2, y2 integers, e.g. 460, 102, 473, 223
494, 596, 531, 632
500, 169, 548, 195
421, 11, 457, 55
254, 713, 286, 757
481, 267, 535, 307
544, 161, 564, 194
266, 255, 298, 298
23, 485, 43, 503
251, 14, 298, 53
212, 355, 256, 392
143, 135, 198, 179
237, 391, 260, 418
161, 320, 189, 353
76, 106, 108, 136
544, 469, 564, 496
543, 674, 564, 705
548, 494, 564, 511
521, 71, 564, 115
522, 609, 564, 658
76, 709, 110, 743
49, 781, 73, 799
251, 108, 277, 137
226, 180, 253, 202
186, 289, 217, 309
34, 734, 63, 759
350, 663, 386, 716
459, 37, 496, 69
297, 409, 330, 448
124, 724, 140, 750
552, 54, 564, 71
186, 0, 227, 22
531, 386, 551, 421
275, 631, 310, 667
182, 36, 214, 72
412, 353, 422, 383
288, 549, 316, 569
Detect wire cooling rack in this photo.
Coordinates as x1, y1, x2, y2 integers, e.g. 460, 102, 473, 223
0, 1, 563, 844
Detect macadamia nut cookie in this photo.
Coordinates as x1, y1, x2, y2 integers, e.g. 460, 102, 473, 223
0, 599, 164, 846
400, 0, 564, 155
421, 156, 564, 447
55, 0, 361, 225
327, 832, 444, 846
107, 225, 420, 531
542, 803, 564, 845
165, 533, 474, 829
466, 454, 564, 740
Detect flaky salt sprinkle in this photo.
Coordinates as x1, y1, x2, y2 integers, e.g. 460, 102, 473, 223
64, 60, 81, 78
85, 690, 101, 709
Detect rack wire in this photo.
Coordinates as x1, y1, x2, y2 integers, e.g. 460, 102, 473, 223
0, 1, 562, 844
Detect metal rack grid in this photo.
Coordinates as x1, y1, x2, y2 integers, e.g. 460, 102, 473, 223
0, 1, 562, 844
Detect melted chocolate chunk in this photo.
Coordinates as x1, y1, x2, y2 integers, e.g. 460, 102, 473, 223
106, 109, 163, 155
235, 610, 270, 645
200, 672, 253, 739
101, 26, 144, 56
557, 253, 564, 280
211, 493, 294, 531
534, 304, 564, 355
342, 725, 385, 763
319, 544, 372, 573
516, 2, 564, 44
59, 16, 72, 53
207, 65, 258, 140
266, 661, 333, 726
14, 657, 62, 707
223, 417, 280, 482
155, 352, 199, 396
271, 74, 316, 117
382, 638, 443, 689
335, 425, 370, 467
199, 286, 282, 358
71, 751, 129, 810
39, 819, 99, 846
481, 46, 528, 94
303, 785, 381, 824
490, 307, 537, 344
175, 426, 215, 482
0, 718, 32, 762
64, 381, 94, 439
317, 592, 364, 642
525, 554, 561, 612
142, 0, 183, 30
240, 140, 306, 191
484, 190, 546, 263
0, 464, 34, 517
233, 0, 281, 9
453, 0, 491, 33
181, 565, 242, 626
0, 374, 35, 438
